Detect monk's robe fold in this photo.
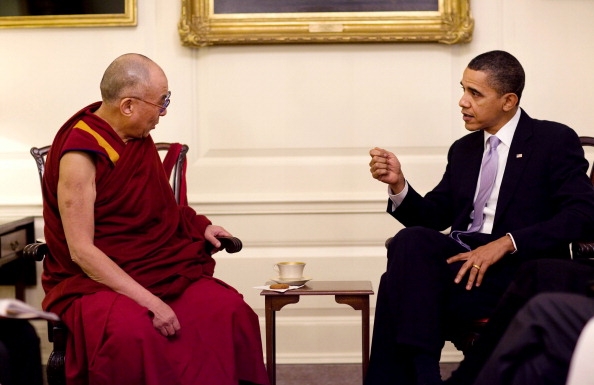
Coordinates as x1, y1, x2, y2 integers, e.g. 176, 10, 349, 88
40, 102, 269, 385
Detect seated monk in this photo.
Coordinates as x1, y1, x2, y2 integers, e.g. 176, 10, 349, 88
40, 53, 269, 385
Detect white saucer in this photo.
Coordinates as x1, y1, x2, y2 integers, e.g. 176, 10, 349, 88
271, 277, 311, 286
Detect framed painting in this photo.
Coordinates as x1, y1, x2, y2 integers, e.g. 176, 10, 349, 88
0, 0, 136, 28
179, 0, 473, 47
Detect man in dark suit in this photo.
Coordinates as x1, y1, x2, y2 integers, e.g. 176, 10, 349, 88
0, 318, 43, 385
365, 50, 594, 385
445, 257, 594, 385
472, 291, 594, 385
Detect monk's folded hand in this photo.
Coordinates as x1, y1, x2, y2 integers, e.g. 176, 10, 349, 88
148, 300, 181, 337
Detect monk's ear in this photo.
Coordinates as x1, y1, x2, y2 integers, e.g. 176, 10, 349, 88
120, 98, 134, 116
502, 93, 519, 112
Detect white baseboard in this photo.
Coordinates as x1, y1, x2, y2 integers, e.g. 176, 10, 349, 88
259, 314, 463, 364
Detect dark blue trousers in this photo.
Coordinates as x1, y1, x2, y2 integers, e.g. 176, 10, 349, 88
365, 227, 518, 385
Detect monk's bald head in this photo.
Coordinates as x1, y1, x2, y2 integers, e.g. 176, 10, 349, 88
99, 53, 163, 103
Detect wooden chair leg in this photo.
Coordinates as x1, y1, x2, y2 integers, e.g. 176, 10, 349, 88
46, 321, 67, 385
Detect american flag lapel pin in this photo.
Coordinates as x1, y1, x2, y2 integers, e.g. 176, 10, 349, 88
516, 154, 523, 158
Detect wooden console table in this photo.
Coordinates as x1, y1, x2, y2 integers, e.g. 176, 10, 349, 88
261, 280, 374, 385
0, 216, 36, 301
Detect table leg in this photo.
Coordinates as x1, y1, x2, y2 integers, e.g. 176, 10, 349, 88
265, 296, 301, 385
15, 281, 25, 301
361, 298, 370, 379
335, 295, 370, 383
265, 299, 276, 385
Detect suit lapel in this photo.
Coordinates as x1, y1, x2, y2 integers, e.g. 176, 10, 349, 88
462, 132, 485, 202
453, 132, 484, 230
494, 111, 534, 224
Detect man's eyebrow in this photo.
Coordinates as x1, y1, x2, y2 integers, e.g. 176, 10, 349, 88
460, 82, 481, 95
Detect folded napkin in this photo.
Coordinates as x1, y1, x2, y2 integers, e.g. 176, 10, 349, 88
253, 284, 305, 293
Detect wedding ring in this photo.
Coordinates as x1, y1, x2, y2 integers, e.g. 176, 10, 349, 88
472, 264, 481, 270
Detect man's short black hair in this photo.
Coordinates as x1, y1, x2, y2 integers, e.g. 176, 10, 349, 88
468, 50, 525, 102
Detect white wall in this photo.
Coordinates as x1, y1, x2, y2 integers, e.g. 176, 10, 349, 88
2, 0, 594, 365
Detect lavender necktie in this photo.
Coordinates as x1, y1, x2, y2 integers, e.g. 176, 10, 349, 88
451, 136, 501, 250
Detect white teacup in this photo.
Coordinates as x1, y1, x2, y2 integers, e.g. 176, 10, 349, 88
274, 262, 306, 279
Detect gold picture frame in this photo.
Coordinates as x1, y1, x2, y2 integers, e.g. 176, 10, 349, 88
0, 0, 136, 28
179, 0, 473, 47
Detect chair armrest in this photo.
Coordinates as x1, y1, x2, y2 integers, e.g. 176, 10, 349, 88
216, 236, 243, 253
572, 240, 594, 259
23, 237, 243, 262
23, 242, 49, 262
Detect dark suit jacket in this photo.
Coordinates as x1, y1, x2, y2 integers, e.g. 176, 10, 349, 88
391, 109, 594, 260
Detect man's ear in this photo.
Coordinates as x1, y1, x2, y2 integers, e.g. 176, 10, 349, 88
120, 98, 134, 116
502, 93, 519, 112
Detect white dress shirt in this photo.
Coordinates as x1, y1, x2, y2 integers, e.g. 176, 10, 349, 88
389, 108, 522, 237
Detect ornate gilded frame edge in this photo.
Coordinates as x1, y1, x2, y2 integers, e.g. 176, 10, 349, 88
179, 0, 473, 47
0, 0, 136, 29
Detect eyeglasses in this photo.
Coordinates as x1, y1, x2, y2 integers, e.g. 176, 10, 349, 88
127, 91, 171, 114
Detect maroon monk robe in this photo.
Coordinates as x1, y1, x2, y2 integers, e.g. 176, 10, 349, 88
41, 102, 269, 385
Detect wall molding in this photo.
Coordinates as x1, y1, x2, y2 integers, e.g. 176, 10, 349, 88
0, 195, 391, 216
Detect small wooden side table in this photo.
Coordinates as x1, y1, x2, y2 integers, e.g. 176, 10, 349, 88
261, 280, 374, 385
0, 216, 36, 301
